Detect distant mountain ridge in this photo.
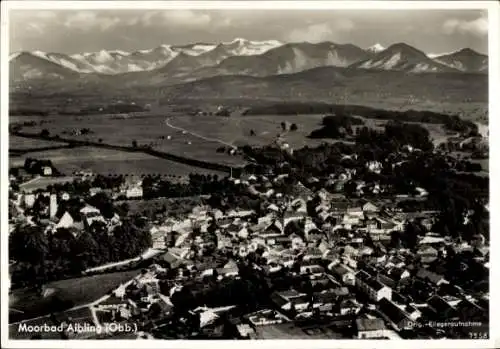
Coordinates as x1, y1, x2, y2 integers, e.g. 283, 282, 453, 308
350, 43, 459, 73
433, 48, 488, 73
9, 39, 488, 84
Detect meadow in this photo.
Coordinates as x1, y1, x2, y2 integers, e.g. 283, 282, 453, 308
10, 146, 227, 178
9, 270, 141, 323
9, 108, 479, 177
9, 135, 68, 150
14, 113, 247, 166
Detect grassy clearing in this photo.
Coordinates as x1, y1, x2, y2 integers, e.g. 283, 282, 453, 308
16, 113, 247, 166
9, 270, 140, 322
46, 269, 140, 305
10, 146, 228, 177
9, 135, 68, 150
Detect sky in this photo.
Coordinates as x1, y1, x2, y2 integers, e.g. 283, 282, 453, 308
9, 9, 488, 55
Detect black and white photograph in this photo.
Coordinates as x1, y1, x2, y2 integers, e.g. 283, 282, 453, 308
2, 1, 498, 346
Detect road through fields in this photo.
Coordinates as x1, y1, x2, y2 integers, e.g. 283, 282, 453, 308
165, 117, 237, 150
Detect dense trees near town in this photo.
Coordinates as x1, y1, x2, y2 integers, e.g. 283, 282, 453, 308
141, 173, 242, 201
9, 219, 152, 288
24, 158, 55, 175
309, 114, 364, 139
355, 121, 433, 152
443, 114, 479, 136
243, 102, 479, 133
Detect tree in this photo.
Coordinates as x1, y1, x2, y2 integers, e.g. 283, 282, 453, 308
132, 140, 138, 148
281, 122, 286, 131
402, 222, 420, 250
290, 123, 298, 131
40, 129, 50, 138
250, 129, 256, 136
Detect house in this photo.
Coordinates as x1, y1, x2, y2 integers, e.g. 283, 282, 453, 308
216, 260, 239, 277
456, 299, 488, 322
265, 220, 283, 235
427, 295, 460, 321
318, 240, 330, 254
24, 193, 36, 208
126, 185, 143, 199
162, 251, 184, 269
355, 270, 392, 302
80, 205, 105, 226
356, 318, 387, 339
42, 166, 53, 176
287, 296, 311, 313
246, 309, 288, 327
274, 235, 292, 248
377, 274, 397, 289
343, 245, 360, 258
236, 324, 255, 338
302, 247, 323, 262
403, 305, 422, 321
362, 201, 379, 213
387, 267, 410, 281
378, 298, 413, 332
419, 235, 445, 246
417, 246, 439, 264
311, 291, 337, 312
55, 211, 77, 229
89, 187, 103, 197
283, 210, 307, 227
331, 264, 356, 286
270, 290, 310, 314
338, 298, 361, 315
416, 268, 448, 286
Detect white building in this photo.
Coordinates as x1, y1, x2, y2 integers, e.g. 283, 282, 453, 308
126, 186, 143, 199
356, 270, 392, 302
56, 212, 75, 229
356, 318, 387, 339
24, 194, 36, 208
49, 194, 58, 219
42, 166, 53, 176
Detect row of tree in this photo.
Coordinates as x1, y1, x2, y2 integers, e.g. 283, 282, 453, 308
9, 218, 152, 288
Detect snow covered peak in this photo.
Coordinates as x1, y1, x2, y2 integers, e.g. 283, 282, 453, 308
219, 38, 284, 56
367, 43, 385, 53
32, 50, 49, 60
226, 38, 248, 45
93, 50, 114, 63
109, 49, 131, 56
9, 52, 22, 60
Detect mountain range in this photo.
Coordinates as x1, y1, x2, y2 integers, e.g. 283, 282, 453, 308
9, 38, 488, 89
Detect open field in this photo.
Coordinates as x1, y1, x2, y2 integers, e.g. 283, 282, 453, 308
167, 113, 336, 149
14, 113, 247, 166
10, 109, 486, 174
10, 146, 228, 178
9, 135, 68, 150
9, 270, 141, 323
19, 176, 75, 193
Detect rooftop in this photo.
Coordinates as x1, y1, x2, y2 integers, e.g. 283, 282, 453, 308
356, 318, 386, 332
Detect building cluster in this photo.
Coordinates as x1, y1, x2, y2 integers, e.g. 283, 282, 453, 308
9, 155, 489, 340
99, 171, 488, 339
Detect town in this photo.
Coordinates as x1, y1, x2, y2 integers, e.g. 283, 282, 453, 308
6, 5, 492, 344
8, 116, 489, 340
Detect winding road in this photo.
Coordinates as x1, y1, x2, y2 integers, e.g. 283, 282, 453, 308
164, 117, 237, 150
